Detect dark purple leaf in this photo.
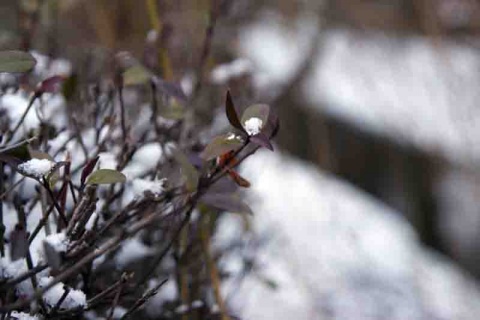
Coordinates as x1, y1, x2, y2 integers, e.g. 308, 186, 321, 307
250, 133, 274, 151
200, 133, 244, 161
81, 156, 100, 186
200, 192, 253, 215
225, 91, 245, 132
37, 75, 65, 93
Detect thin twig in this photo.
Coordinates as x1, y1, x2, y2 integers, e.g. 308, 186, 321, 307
49, 286, 70, 316
6, 93, 40, 144
120, 278, 168, 320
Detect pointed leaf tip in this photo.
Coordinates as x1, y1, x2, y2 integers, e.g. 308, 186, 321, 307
250, 133, 274, 151
225, 91, 245, 132
81, 156, 100, 186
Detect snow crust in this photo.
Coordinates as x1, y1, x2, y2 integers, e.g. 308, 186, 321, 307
18, 159, 55, 178
243, 117, 263, 136
38, 276, 86, 309
215, 151, 480, 320
44, 233, 69, 253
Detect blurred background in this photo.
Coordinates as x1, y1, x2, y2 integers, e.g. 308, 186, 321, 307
3, 0, 480, 318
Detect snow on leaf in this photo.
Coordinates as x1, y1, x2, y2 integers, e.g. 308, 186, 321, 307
243, 117, 263, 136
17, 158, 55, 179
241, 104, 270, 133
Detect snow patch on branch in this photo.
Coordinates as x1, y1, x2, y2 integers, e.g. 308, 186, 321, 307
18, 159, 55, 179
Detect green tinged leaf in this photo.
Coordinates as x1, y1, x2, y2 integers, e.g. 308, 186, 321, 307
200, 133, 244, 161
225, 91, 245, 132
123, 65, 151, 86
171, 148, 199, 192
0, 51, 36, 73
86, 169, 126, 185
240, 104, 270, 129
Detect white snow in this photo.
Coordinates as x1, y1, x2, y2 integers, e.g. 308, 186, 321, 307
9, 311, 40, 320
210, 59, 253, 84
145, 279, 178, 317
215, 151, 480, 320
132, 179, 165, 197
114, 237, 154, 269
243, 117, 263, 136
44, 233, 69, 253
306, 30, 480, 168
18, 158, 55, 179
38, 276, 86, 309
240, 15, 480, 168
122, 143, 164, 179
238, 11, 318, 90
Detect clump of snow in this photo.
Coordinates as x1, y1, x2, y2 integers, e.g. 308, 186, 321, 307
217, 151, 480, 320
243, 117, 263, 136
210, 59, 253, 84
1, 93, 40, 133
0, 258, 36, 299
38, 277, 86, 309
175, 304, 189, 314
85, 212, 98, 231
238, 11, 318, 90
44, 233, 69, 253
111, 306, 127, 319
114, 237, 153, 269
9, 311, 40, 320
0, 258, 28, 280
18, 159, 55, 178
122, 143, 163, 179
132, 179, 166, 198
145, 279, 177, 317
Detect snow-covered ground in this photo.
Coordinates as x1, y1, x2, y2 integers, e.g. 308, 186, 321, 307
217, 151, 480, 320
239, 14, 480, 169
